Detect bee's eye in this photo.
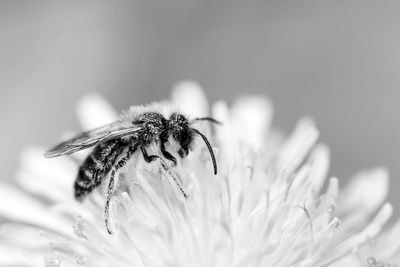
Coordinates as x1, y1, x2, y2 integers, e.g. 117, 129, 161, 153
174, 130, 190, 146
181, 134, 191, 146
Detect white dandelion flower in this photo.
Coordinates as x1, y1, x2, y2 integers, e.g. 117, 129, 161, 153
0, 81, 399, 267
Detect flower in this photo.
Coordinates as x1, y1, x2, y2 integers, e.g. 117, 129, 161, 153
1, 81, 399, 267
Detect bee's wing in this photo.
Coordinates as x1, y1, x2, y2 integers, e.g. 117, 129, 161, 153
45, 121, 142, 158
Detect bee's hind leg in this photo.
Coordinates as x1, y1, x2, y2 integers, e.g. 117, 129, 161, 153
104, 144, 138, 235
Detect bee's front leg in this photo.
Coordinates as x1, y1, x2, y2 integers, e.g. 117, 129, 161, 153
140, 146, 160, 163
159, 139, 177, 167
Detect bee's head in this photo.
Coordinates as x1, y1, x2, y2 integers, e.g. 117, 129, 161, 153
169, 113, 221, 175
168, 113, 192, 158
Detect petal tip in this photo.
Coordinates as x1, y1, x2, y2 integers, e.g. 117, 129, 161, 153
171, 80, 209, 117
76, 92, 118, 130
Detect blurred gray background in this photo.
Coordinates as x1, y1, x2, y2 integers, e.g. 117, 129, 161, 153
1, 1, 399, 211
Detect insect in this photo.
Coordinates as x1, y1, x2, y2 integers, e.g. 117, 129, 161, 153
45, 106, 219, 234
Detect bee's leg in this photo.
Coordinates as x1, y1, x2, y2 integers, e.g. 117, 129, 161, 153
159, 161, 188, 199
104, 144, 138, 234
160, 140, 177, 166
140, 146, 187, 198
140, 146, 160, 163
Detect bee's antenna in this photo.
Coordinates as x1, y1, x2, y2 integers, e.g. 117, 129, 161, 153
191, 128, 217, 175
190, 117, 221, 125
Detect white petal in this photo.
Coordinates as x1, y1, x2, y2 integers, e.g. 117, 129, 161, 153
327, 255, 363, 267
321, 203, 393, 266
337, 167, 389, 218
212, 100, 238, 165
308, 144, 330, 194
276, 118, 319, 174
76, 92, 119, 130
170, 80, 209, 117
0, 184, 72, 236
348, 203, 393, 247
362, 218, 400, 259
230, 95, 273, 149
16, 146, 75, 202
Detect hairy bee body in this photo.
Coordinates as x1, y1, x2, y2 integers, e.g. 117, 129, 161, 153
75, 139, 129, 200
46, 108, 219, 234
74, 112, 168, 201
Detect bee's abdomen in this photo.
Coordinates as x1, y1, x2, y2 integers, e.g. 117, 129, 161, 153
74, 140, 125, 201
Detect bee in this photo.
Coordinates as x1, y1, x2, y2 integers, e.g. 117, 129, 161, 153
45, 106, 219, 234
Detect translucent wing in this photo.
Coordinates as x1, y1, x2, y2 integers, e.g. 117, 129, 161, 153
45, 121, 142, 158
